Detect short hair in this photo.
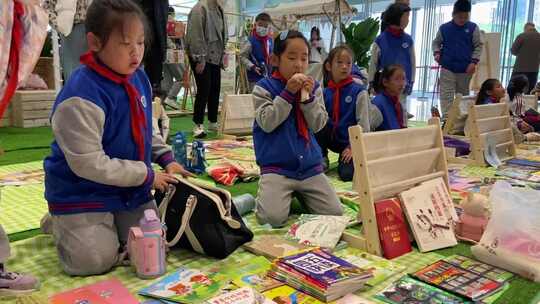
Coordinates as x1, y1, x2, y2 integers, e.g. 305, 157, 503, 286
255, 13, 272, 23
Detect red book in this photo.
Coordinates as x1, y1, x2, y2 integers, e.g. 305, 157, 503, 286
375, 198, 412, 259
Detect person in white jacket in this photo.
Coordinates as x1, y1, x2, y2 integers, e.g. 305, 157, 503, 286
43, 0, 92, 81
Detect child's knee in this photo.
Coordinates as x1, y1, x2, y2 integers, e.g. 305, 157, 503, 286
255, 207, 288, 228
338, 162, 354, 182
57, 241, 118, 276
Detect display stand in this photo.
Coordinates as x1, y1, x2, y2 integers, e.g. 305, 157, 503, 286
218, 94, 254, 138
341, 118, 449, 256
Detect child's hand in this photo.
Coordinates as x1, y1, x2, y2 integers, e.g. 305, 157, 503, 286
303, 77, 315, 95
286, 73, 308, 94
341, 147, 353, 164
165, 162, 195, 178
153, 172, 178, 192
466, 63, 477, 75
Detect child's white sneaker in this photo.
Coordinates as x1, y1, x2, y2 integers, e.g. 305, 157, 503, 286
208, 122, 219, 132
0, 265, 40, 295
193, 124, 206, 138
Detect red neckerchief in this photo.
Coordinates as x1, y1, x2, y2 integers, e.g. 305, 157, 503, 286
0, 2, 24, 119
80, 51, 147, 160
252, 28, 270, 66
386, 26, 404, 37
327, 76, 354, 133
272, 71, 310, 143
384, 91, 404, 128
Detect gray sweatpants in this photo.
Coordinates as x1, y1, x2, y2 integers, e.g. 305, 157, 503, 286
256, 173, 343, 228
439, 68, 472, 120
51, 201, 157, 276
0, 225, 10, 264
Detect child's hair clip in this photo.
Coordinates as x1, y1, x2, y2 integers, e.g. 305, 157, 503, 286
279, 30, 289, 41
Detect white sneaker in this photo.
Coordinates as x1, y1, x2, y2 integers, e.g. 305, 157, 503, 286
208, 122, 219, 132
163, 97, 180, 110
193, 124, 206, 138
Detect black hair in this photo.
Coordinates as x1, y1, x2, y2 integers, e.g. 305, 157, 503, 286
273, 30, 310, 57
372, 64, 405, 94
255, 12, 272, 23
168, 6, 175, 15
384, 3, 411, 27
476, 78, 500, 105
86, 0, 150, 47
453, 0, 471, 14
323, 44, 355, 87
310, 26, 321, 41
507, 74, 529, 101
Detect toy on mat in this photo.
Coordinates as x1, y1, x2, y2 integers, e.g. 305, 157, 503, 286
187, 140, 207, 174
455, 192, 490, 243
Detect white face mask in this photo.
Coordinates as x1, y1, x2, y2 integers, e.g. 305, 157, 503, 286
256, 26, 269, 37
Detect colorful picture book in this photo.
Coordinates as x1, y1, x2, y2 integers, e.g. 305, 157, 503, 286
220, 256, 283, 292
207, 287, 276, 304
374, 197, 412, 259
50, 278, 139, 304
420, 177, 459, 222
268, 248, 372, 302
139, 267, 228, 303
443, 255, 514, 283
263, 285, 325, 304
335, 248, 406, 287
411, 260, 504, 301
243, 235, 311, 260
399, 179, 458, 252
285, 214, 350, 249
374, 276, 472, 304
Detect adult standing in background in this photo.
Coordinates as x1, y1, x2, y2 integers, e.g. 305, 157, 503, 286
309, 26, 327, 63
43, 0, 91, 81
380, 0, 410, 33
185, 0, 228, 138
511, 22, 540, 93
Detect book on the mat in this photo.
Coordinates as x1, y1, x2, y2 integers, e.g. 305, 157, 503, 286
374, 276, 471, 304
443, 254, 514, 283
334, 294, 376, 304
374, 197, 412, 259
285, 214, 350, 249
269, 248, 373, 302
420, 177, 459, 222
335, 248, 406, 287
50, 278, 139, 304
263, 285, 325, 304
411, 260, 504, 301
220, 256, 283, 292
399, 180, 458, 252
139, 267, 228, 303
206, 287, 276, 304
243, 235, 311, 260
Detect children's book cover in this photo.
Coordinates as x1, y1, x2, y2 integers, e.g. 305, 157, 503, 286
285, 215, 350, 249
334, 294, 376, 304
374, 198, 412, 259
220, 256, 283, 292
374, 276, 471, 304
421, 177, 459, 222
443, 254, 514, 283
399, 182, 458, 252
206, 287, 276, 304
335, 248, 405, 287
139, 267, 228, 303
243, 235, 311, 260
263, 285, 325, 304
50, 278, 139, 304
279, 248, 370, 286
411, 260, 503, 301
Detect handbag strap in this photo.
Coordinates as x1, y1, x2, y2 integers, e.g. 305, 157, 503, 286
159, 185, 198, 247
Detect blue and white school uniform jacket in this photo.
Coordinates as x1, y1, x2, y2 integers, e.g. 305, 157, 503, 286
324, 82, 372, 146
373, 30, 415, 90
240, 36, 273, 83
252, 76, 328, 180
44, 66, 174, 215
373, 93, 403, 131
434, 21, 482, 73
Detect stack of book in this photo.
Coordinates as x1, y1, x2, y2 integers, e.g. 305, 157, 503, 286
268, 248, 373, 302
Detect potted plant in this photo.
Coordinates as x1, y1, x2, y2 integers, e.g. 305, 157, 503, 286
341, 17, 380, 68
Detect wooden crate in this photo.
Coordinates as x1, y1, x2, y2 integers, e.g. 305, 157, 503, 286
11, 90, 56, 128
219, 94, 254, 136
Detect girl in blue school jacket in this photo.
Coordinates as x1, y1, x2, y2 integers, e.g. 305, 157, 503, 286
372, 65, 408, 131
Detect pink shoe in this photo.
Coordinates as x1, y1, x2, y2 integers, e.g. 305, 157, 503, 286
0, 268, 40, 295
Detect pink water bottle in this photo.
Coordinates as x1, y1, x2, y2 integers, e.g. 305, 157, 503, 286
127, 209, 166, 279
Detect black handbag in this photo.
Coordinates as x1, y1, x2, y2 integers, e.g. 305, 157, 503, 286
156, 178, 253, 259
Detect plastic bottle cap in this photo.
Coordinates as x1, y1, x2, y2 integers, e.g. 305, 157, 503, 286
140, 209, 162, 232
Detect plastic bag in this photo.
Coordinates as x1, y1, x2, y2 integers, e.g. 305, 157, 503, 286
472, 181, 540, 281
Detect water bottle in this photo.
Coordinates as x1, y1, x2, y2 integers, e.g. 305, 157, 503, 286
172, 132, 187, 167
127, 209, 166, 279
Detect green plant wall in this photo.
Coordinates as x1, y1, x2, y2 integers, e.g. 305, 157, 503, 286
341, 17, 380, 68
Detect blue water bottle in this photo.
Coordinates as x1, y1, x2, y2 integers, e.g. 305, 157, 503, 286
172, 132, 187, 167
